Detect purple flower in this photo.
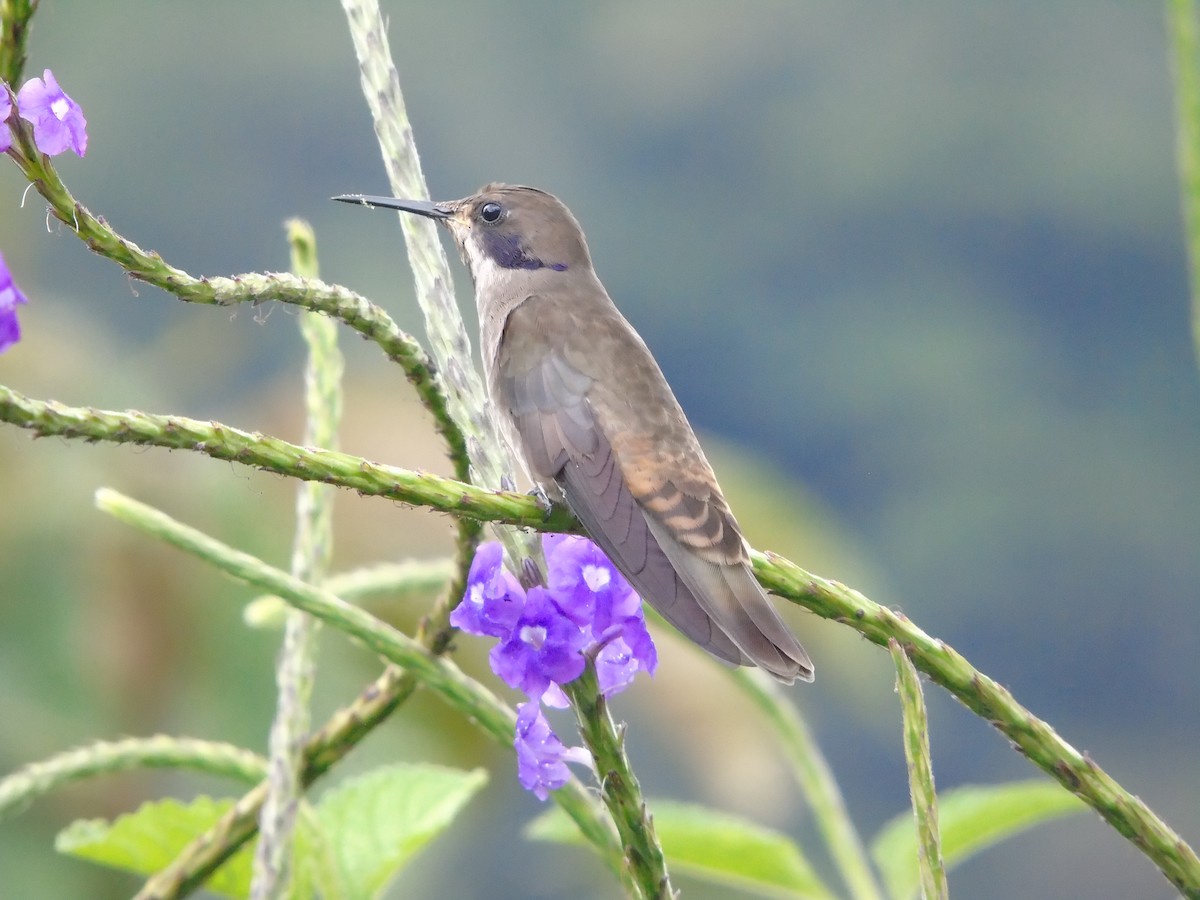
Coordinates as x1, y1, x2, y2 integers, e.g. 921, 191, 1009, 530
514, 702, 592, 801
490, 586, 587, 697
0, 252, 29, 353
17, 69, 87, 157
595, 615, 658, 697
0, 89, 12, 153
450, 542, 524, 638
545, 533, 639, 633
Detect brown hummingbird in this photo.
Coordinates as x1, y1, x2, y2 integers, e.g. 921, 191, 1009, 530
334, 184, 814, 684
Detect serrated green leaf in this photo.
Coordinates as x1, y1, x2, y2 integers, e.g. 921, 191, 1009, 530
527, 799, 834, 899
55, 795, 252, 898
308, 762, 488, 899
871, 779, 1087, 900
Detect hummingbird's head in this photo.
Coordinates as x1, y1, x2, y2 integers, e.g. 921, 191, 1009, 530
334, 184, 591, 288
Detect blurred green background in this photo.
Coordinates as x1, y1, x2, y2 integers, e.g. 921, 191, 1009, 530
1, 2, 1197, 897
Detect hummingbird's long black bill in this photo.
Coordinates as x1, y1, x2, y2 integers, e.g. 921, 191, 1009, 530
331, 194, 450, 219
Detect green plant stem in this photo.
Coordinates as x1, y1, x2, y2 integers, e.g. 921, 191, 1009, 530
294, 559, 457, 603
3, 392, 1196, 894
564, 668, 672, 900
889, 640, 948, 900
250, 220, 342, 900
0, 385, 574, 533
0, 0, 37, 85
0, 737, 266, 820
730, 668, 883, 900
1168, 0, 1200, 369
92, 489, 624, 900
243, 558, 457, 628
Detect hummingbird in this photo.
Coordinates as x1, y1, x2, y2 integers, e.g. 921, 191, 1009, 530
334, 184, 814, 684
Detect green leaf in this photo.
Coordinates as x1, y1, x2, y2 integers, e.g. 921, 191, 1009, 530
55, 795, 253, 898
528, 799, 834, 899
871, 779, 1087, 900
291, 804, 345, 900
304, 762, 488, 900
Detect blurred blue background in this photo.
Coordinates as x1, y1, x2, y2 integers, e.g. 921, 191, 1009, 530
1, 2, 1197, 897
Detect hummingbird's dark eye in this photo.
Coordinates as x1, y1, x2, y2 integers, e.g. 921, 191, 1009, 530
480, 201, 503, 223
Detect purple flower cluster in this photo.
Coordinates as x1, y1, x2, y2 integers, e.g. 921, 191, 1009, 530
0, 69, 87, 352
452, 534, 657, 800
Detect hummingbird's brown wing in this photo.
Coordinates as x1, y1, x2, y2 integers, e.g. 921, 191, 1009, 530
579, 333, 815, 685
498, 330, 746, 664
496, 295, 813, 683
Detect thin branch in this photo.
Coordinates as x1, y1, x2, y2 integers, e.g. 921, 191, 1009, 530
251, 220, 341, 899
889, 639, 948, 900
243, 558, 457, 628
0, 385, 573, 532
0, 0, 38, 86
0, 737, 265, 820
1168, 0, 1200, 369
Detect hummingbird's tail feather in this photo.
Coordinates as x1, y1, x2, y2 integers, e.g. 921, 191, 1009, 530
718, 560, 815, 683
560, 445, 813, 683
646, 518, 814, 684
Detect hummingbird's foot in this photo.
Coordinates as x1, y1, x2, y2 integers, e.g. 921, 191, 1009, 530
528, 483, 555, 514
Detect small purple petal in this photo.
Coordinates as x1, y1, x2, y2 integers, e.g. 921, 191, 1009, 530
595, 636, 638, 697
0, 252, 29, 353
540, 682, 571, 709
541, 532, 572, 559
450, 542, 524, 638
596, 616, 657, 696
544, 533, 638, 633
620, 614, 658, 676
514, 702, 591, 801
17, 69, 88, 157
490, 586, 587, 696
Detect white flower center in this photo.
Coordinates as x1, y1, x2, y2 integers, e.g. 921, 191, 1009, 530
51, 96, 69, 121
468, 583, 485, 607
520, 624, 547, 650
582, 564, 610, 592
